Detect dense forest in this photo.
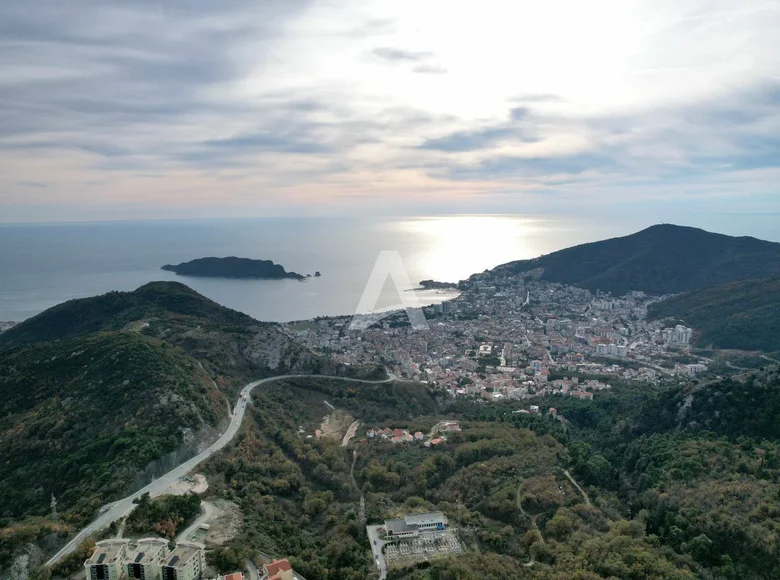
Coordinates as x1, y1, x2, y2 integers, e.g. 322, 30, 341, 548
648, 276, 780, 350
485, 224, 780, 295
0, 332, 220, 521
196, 373, 780, 579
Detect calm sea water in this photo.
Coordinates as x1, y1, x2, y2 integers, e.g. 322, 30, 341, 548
0, 214, 777, 323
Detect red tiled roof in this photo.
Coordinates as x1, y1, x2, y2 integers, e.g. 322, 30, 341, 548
224, 573, 243, 580
265, 559, 292, 575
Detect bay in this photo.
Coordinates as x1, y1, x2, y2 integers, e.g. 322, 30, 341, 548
0, 214, 775, 323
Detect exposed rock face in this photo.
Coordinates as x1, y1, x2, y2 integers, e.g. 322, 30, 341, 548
1, 543, 43, 580
244, 328, 316, 370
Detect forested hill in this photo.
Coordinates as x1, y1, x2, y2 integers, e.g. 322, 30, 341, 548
0, 332, 223, 521
648, 276, 780, 351
634, 365, 780, 440
485, 224, 780, 295
0, 283, 383, 575
0, 282, 382, 389
0, 281, 258, 347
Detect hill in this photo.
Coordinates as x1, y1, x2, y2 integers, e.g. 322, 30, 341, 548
0, 282, 377, 392
0, 283, 383, 576
633, 364, 780, 440
162, 256, 304, 280
0, 332, 222, 522
647, 276, 780, 351
0, 281, 257, 347
200, 378, 700, 580
485, 224, 780, 295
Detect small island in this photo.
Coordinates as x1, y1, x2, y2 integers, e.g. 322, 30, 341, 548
162, 257, 306, 280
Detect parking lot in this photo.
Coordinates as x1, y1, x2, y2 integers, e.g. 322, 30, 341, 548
382, 530, 463, 566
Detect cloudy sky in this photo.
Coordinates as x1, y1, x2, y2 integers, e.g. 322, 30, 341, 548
1, 0, 779, 223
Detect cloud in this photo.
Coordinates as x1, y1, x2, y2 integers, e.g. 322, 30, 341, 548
418, 107, 539, 151
426, 82, 780, 185
510, 94, 563, 103
1, 0, 779, 221
373, 47, 433, 62
413, 64, 447, 74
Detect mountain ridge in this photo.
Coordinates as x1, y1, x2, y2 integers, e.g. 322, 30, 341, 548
484, 223, 780, 295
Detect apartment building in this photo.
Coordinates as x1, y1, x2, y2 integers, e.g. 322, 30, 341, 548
85, 540, 130, 580
126, 538, 169, 580
161, 542, 206, 580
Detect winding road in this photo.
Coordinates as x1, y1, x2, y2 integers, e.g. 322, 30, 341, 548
176, 500, 215, 543
46, 373, 394, 567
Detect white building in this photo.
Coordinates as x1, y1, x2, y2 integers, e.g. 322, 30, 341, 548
85, 540, 130, 580
162, 542, 206, 580
127, 538, 169, 580
383, 512, 448, 540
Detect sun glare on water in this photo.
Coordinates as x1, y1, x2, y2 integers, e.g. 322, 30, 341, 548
394, 215, 557, 283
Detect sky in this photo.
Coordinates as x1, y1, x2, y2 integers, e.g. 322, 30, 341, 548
1, 0, 779, 225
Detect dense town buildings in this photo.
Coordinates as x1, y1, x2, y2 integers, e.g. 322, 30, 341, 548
284, 274, 711, 402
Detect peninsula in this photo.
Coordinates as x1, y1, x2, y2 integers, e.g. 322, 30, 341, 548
418, 279, 458, 290
161, 257, 305, 280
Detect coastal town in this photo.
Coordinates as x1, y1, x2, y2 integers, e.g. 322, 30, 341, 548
283, 269, 711, 404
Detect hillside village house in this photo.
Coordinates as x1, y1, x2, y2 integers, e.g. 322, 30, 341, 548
263, 559, 294, 580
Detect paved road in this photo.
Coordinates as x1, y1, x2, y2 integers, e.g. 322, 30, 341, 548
366, 524, 389, 580
176, 500, 215, 543
46, 373, 394, 567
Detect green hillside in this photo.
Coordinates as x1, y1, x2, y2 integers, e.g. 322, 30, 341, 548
202, 378, 701, 580
0, 332, 221, 521
634, 365, 780, 441
647, 276, 780, 351
0, 282, 377, 394
486, 224, 780, 295
0, 283, 382, 576
0, 281, 258, 348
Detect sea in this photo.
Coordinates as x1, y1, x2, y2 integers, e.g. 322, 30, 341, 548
1, 214, 777, 324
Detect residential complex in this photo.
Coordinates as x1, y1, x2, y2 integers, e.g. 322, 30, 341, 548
162, 542, 206, 580
86, 541, 205, 580
126, 538, 169, 580
85, 540, 130, 580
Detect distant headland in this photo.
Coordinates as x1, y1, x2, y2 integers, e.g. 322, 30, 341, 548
162, 257, 308, 280
418, 279, 459, 290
